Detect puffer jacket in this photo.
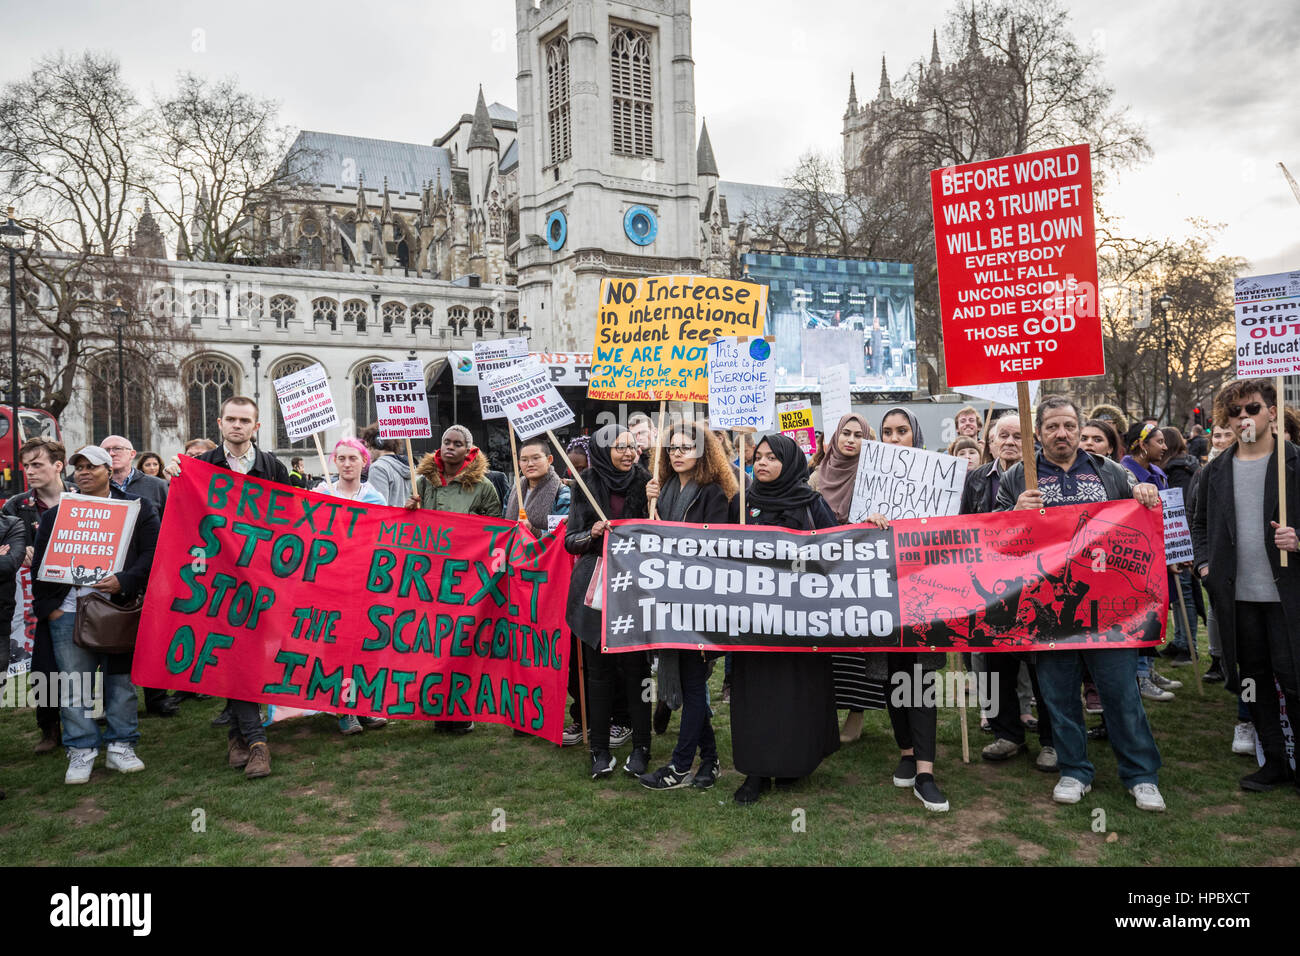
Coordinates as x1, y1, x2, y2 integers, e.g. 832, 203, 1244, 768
412, 448, 501, 516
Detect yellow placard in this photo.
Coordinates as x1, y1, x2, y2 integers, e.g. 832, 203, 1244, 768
587, 275, 768, 401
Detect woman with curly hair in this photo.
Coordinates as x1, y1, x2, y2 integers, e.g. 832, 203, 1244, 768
639, 421, 739, 790
136, 452, 165, 480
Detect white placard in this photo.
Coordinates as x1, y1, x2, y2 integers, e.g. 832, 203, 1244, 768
453, 351, 595, 388
474, 338, 530, 420
484, 358, 576, 440
707, 337, 775, 430
370, 361, 432, 440
819, 363, 852, 430
1234, 270, 1300, 378
848, 440, 968, 522
1160, 487, 1194, 566
273, 363, 338, 441
958, 379, 1040, 408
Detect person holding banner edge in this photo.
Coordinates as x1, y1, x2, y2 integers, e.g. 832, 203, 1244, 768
503, 437, 571, 539
995, 396, 1167, 812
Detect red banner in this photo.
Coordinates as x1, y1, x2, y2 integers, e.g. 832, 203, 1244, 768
131, 459, 571, 742
931, 143, 1101, 388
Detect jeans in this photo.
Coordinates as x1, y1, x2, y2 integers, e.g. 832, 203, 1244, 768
1169, 570, 1198, 653
1234, 601, 1299, 762
227, 699, 266, 745
48, 612, 139, 751
988, 653, 1052, 747
1033, 647, 1161, 787
669, 651, 717, 771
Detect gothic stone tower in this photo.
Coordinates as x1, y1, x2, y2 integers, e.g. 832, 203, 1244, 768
514, 0, 701, 352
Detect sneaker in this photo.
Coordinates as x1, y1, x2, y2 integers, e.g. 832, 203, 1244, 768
1202, 658, 1225, 683
913, 775, 949, 812
211, 707, 232, 727
561, 721, 584, 747
1138, 676, 1174, 701
1166, 649, 1194, 666
1053, 776, 1091, 804
981, 737, 1027, 761
692, 759, 721, 790
639, 764, 692, 790
244, 742, 271, 779
1130, 782, 1166, 812
624, 745, 650, 776
1083, 686, 1103, 714
1035, 746, 1058, 772
892, 756, 917, 788
1087, 722, 1108, 741
357, 716, 388, 729
65, 748, 97, 785
590, 751, 616, 779
1149, 669, 1182, 691
733, 774, 770, 805
338, 714, 363, 735
106, 742, 144, 773
1232, 722, 1257, 756
608, 723, 632, 748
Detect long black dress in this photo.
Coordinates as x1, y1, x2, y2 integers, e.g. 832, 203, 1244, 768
728, 495, 841, 778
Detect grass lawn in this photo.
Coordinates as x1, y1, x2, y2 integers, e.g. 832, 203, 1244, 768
1, 645, 1295, 866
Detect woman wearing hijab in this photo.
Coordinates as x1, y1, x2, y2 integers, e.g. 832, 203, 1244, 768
811, 414, 887, 743
727, 433, 840, 804
565, 424, 653, 780
639, 421, 738, 790
861, 406, 949, 811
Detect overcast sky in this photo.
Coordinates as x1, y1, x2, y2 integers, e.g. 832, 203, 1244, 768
6, 0, 1298, 275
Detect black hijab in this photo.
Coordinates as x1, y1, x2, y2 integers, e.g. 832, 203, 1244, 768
586, 423, 644, 497
745, 433, 821, 514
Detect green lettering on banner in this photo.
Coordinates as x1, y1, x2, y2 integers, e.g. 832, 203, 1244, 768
263, 650, 309, 694
398, 552, 434, 600
448, 671, 471, 716
419, 672, 444, 715
549, 628, 563, 670
171, 565, 209, 615
303, 538, 338, 582
437, 559, 468, 604
197, 513, 226, 557
207, 473, 235, 509
520, 568, 547, 621
306, 657, 345, 707
410, 614, 434, 653
271, 533, 305, 576
353, 664, 387, 709
476, 674, 497, 715
265, 488, 292, 525
388, 669, 416, 715
363, 605, 393, 650
470, 561, 507, 606
368, 550, 396, 592
206, 573, 237, 617
231, 522, 274, 565
392, 610, 416, 652
192, 632, 234, 682
450, 615, 475, 657
492, 619, 510, 659
236, 481, 265, 521
166, 626, 196, 674
497, 676, 515, 721
294, 498, 327, 535
530, 686, 544, 729
433, 614, 454, 656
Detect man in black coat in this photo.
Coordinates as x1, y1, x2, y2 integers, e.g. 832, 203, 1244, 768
1191, 379, 1300, 794
170, 395, 289, 779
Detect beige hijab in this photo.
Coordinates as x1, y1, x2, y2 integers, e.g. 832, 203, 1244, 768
814, 413, 871, 522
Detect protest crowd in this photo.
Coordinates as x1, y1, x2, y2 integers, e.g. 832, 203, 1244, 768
4, 374, 1297, 819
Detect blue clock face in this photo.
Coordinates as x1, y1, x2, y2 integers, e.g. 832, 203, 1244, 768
545, 210, 567, 251
623, 206, 658, 246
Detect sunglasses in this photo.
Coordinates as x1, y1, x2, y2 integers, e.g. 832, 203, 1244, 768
1227, 402, 1264, 418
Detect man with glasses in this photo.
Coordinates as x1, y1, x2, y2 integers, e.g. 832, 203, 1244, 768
100, 436, 168, 516
1192, 379, 1300, 794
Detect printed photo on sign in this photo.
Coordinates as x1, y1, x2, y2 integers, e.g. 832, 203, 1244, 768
848, 441, 967, 523
371, 360, 433, 440
475, 337, 530, 420
708, 336, 775, 431
36, 494, 141, 585
274, 362, 339, 441
777, 400, 816, 456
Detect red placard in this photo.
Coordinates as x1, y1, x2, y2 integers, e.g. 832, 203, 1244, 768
931, 144, 1102, 388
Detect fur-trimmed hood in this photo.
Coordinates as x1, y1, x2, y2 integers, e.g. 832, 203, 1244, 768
417, 447, 489, 490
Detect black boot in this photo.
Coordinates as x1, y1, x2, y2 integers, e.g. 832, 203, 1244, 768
1240, 758, 1293, 792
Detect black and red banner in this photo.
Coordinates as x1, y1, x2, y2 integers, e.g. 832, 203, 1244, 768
600, 500, 1167, 653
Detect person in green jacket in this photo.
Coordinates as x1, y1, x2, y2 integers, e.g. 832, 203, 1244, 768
406, 425, 501, 517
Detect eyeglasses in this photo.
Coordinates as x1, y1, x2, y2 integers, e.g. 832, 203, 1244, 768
610, 442, 638, 452
103, 446, 132, 454
667, 445, 695, 455
1227, 402, 1263, 418
519, 455, 548, 464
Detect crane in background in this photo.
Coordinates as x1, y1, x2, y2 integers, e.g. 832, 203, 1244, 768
1281, 162, 1300, 207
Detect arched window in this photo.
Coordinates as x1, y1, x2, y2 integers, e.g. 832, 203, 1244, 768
184, 355, 239, 442
86, 355, 148, 450
353, 364, 376, 431
270, 294, 296, 330
272, 358, 312, 450
447, 306, 468, 335
506, 309, 519, 331
382, 301, 406, 333
312, 297, 338, 331
411, 303, 435, 330
342, 298, 368, 332
473, 307, 494, 338
546, 35, 572, 165
189, 288, 220, 326
610, 25, 653, 156
149, 285, 182, 321
238, 292, 265, 326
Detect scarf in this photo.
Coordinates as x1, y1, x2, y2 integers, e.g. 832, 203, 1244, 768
434, 447, 479, 487
658, 476, 699, 523
745, 433, 821, 514
880, 406, 926, 450
505, 467, 564, 536
587, 423, 642, 497
815, 413, 871, 522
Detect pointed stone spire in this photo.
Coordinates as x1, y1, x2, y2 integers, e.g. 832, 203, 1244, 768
878, 56, 892, 101
967, 2, 980, 58
931, 29, 942, 69
355, 173, 366, 219
469, 86, 496, 151
381, 176, 392, 222
1007, 17, 1020, 64
846, 72, 858, 116
697, 119, 719, 177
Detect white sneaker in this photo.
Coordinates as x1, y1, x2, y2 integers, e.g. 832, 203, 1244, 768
1053, 776, 1091, 804
1149, 669, 1182, 691
65, 747, 98, 785
1130, 782, 1166, 812
1138, 676, 1174, 702
106, 741, 144, 773
1232, 722, 1257, 756
1035, 746, 1058, 771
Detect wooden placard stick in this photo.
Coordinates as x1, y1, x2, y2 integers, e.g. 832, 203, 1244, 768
1278, 374, 1289, 568
1017, 381, 1037, 491
733, 426, 757, 525
577, 637, 589, 748
311, 432, 334, 495
403, 438, 420, 500
1172, 592, 1203, 696
649, 394, 667, 519
950, 652, 971, 763
507, 422, 527, 522
548, 429, 608, 523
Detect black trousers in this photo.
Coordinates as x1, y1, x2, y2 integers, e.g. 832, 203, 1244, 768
226, 699, 266, 745
1234, 601, 1300, 762
988, 653, 1052, 747
568, 632, 583, 725
886, 655, 938, 764
581, 642, 650, 754
31, 625, 59, 732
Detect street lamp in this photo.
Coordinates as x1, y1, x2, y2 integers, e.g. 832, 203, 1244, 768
110, 301, 128, 438
1157, 292, 1173, 423
251, 344, 262, 408
1, 209, 28, 492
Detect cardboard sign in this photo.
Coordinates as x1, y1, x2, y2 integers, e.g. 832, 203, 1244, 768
1233, 270, 1300, 378
819, 363, 852, 430
588, 276, 768, 402
7, 569, 34, 678
484, 358, 576, 440
274, 363, 338, 440
931, 144, 1102, 387
1160, 488, 1194, 565
474, 338, 530, 420
371, 361, 432, 440
36, 494, 141, 585
601, 499, 1167, 653
848, 440, 968, 523
958, 380, 1040, 409
777, 400, 816, 455
131, 459, 573, 742
707, 337, 775, 430
451, 351, 595, 387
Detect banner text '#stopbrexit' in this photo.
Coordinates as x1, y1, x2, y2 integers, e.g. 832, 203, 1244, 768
157, 470, 564, 729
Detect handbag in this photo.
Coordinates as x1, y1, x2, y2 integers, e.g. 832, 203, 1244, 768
74, 590, 144, 654
583, 557, 605, 611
